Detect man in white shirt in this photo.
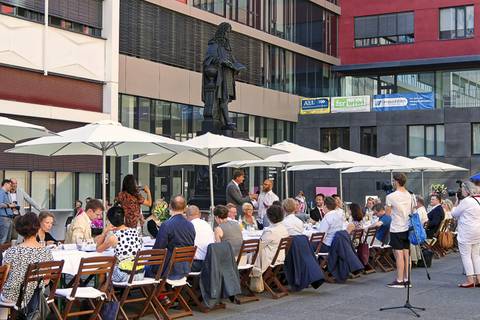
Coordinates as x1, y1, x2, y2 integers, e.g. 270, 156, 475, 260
317, 197, 348, 252
282, 198, 304, 236
186, 205, 215, 272
9, 178, 41, 215
252, 179, 279, 228
385, 173, 415, 288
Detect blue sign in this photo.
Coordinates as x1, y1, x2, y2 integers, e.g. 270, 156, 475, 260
300, 98, 330, 114
372, 92, 435, 112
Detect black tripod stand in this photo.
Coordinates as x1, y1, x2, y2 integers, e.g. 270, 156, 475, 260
379, 231, 431, 317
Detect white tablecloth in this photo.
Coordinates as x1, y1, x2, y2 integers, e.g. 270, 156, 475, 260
52, 249, 114, 275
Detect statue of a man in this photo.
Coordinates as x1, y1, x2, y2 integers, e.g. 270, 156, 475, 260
202, 22, 245, 130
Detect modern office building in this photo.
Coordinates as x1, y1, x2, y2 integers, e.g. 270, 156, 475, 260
114, 0, 341, 204
296, 0, 480, 204
0, 0, 118, 209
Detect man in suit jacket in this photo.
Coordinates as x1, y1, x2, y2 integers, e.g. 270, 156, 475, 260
310, 193, 326, 222
226, 170, 255, 217
426, 194, 445, 239
65, 199, 104, 244
9, 178, 42, 215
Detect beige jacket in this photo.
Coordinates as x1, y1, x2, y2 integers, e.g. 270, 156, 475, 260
65, 213, 92, 244
251, 222, 289, 278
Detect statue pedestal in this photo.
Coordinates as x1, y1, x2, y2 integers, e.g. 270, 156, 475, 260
200, 119, 250, 140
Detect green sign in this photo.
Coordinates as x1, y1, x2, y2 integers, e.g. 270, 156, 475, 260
331, 96, 371, 113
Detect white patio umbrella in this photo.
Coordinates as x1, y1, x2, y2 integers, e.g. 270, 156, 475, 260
133, 132, 287, 211
413, 157, 468, 195
218, 141, 344, 198
289, 148, 396, 199
6, 120, 189, 207
0, 116, 54, 143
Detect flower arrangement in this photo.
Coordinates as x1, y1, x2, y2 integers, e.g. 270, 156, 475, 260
91, 218, 103, 229
152, 199, 170, 222
431, 184, 448, 197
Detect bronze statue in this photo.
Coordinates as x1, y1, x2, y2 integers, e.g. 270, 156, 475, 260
202, 22, 245, 131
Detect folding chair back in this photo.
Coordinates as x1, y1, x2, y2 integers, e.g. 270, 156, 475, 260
128, 249, 167, 283
237, 239, 260, 266
363, 226, 379, 247
309, 232, 326, 254
271, 237, 292, 267
351, 229, 364, 250
0, 264, 9, 293
166, 246, 196, 276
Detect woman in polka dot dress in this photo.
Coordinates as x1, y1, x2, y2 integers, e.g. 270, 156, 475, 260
96, 206, 143, 282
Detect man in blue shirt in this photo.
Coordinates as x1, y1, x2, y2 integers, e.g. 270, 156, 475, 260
0, 179, 15, 244
373, 203, 392, 245
151, 195, 196, 280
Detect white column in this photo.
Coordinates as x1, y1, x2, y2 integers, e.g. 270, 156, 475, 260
102, 0, 119, 121
43, 0, 49, 75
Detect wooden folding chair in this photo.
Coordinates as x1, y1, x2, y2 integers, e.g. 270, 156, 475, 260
114, 249, 167, 320
55, 256, 115, 320
309, 232, 334, 283
362, 226, 379, 274
424, 220, 447, 259
7, 261, 64, 320
235, 239, 260, 304
262, 237, 292, 299
371, 231, 395, 272
155, 246, 196, 320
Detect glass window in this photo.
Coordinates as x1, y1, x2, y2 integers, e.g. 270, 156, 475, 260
320, 128, 350, 152
360, 127, 377, 156
137, 97, 152, 132
440, 69, 480, 108
56, 172, 73, 209
354, 11, 414, 47
31, 172, 54, 209
440, 6, 474, 39
120, 95, 135, 128
155, 100, 171, 136
78, 173, 96, 205
473, 124, 480, 154
408, 125, 445, 157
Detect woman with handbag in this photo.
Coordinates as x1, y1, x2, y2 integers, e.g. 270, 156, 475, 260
451, 181, 480, 288
96, 206, 144, 282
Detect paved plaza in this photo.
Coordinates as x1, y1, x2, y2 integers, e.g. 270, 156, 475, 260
147, 253, 480, 320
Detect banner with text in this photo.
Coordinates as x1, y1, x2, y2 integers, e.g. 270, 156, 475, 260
300, 97, 330, 114
331, 95, 371, 113
373, 92, 435, 112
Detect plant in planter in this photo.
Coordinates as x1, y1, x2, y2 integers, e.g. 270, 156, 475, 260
430, 184, 448, 198
152, 199, 170, 223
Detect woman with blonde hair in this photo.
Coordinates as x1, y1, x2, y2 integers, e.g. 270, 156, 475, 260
442, 198, 454, 220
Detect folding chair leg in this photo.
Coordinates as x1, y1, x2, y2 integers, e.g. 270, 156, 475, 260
182, 285, 210, 313
235, 271, 259, 304
48, 302, 63, 320
62, 300, 75, 319
137, 285, 163, 320
90, 298, 104, 320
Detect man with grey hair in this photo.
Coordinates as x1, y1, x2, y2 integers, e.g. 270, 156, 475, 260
282, 198, 304, 236
9, 178, 41, 215
186, 205, 215, 272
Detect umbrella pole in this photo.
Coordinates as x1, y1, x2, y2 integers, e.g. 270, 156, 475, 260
421, 170, 425, 197
284, 164, 289, 198
102, 149, 107, 225
208, 150, 214, 225
339, 169, 343, 200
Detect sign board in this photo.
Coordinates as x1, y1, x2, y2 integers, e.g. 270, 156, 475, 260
372, 92, 435, 112
331, 95, 370, 113
315, 187, 338, 197
300, 97, 330, 115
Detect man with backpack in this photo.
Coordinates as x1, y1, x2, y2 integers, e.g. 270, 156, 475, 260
386, 173, 415, 288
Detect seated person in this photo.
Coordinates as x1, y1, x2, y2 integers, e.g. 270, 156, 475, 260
36, 211, 57, 244
226, 203, 238, 221
282, 198, 304, 236
372, 203, 391, 245
349, 203, 364, 230
415, 195, 429, 225
316, 197, 346, 253
241, 203, 259, 231
1, 213, 53, 306
250, 205, 289, 291
96, 206, 143, 282
151, 195, 195, 280
65, 199, 104, 244
294, 198, 310, 222
186, 205, 215, 272
426, 194, 445, 239
310, 193, 326, 222
214, 205, 243, 256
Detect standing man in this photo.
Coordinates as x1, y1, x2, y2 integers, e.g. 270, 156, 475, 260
386, 173, 414, 288
310, 193, 326, 222
226, 170, 256, 217
252, 179, 279, 228
0, 180, 15, 243
9, 178, 41, 215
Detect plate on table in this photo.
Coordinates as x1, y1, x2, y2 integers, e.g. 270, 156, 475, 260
79, 244, 97, 252
62, 244, 77, 250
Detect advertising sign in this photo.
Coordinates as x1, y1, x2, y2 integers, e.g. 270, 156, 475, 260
300, 97, 330, 115
372, 92, 435, 112
331, 96, 371, 113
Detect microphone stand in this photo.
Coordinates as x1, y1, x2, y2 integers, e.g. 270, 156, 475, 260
379, 223, 430, 317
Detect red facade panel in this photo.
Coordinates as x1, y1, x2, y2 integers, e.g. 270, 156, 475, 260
0, 66, 103, 112
339, 0, 480, 65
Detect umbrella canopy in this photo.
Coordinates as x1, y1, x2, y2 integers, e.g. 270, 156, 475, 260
133, 132, 288, 210
218, 141, 344, 197
288, 148, 396, 199
7, 120, 189, 207
0, 116, 54, 143
413, 157, 468, 172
